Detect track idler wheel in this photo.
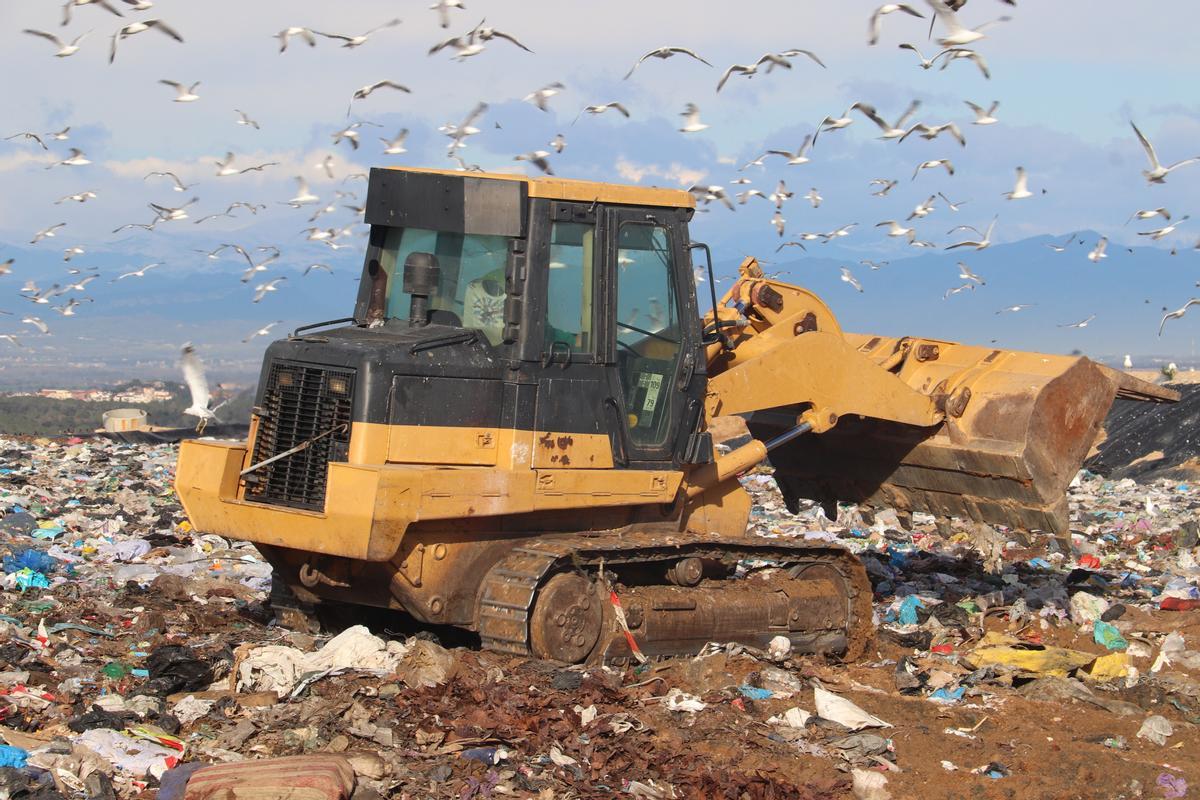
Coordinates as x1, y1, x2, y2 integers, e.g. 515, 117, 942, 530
529, 573, 602, 663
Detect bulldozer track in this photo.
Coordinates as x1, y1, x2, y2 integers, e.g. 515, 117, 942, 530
477, 532, 875, 662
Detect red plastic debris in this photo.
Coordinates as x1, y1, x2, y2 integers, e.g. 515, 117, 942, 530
931, 644, 954, 655
1161, 597, 1200, 611
1078, 554, 1102, 569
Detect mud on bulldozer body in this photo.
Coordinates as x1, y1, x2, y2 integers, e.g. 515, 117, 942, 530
176, 167, 1174, 665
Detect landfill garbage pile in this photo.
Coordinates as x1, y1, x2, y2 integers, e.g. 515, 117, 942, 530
0, 434, 1197, 799
1087, 383, 1200, 481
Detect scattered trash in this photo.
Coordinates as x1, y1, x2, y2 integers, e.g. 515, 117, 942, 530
0, 421, 1195, 796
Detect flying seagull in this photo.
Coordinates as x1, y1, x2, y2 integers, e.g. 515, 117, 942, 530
523, 82, 565, 112
23, 28, 89, 57
840, 266, 863, 292
923, 0, 1009, 47
868, 4, 924, 45
380, 129, 409, 154
235, 109, 260, 130
995, 304, 1032, 315
62, 0, 122, 26
957, 261, 985, 284
514, 150, 554, 174
624, 46, 711, 79
253, 277, 287, 303
243, 321, 282, 343
314, 18, 401, 49
429, 0, 466, 29
767, 135, 814, 165
937, 192, 968, 212
47, 148, 90, 168
1087, 237, 1108, 262
214, 152, 278, 176
678, 103, 709, 133
21, 316, 50, 335
112, 262, 162, 281
109, 19, 184, 64
159, 80, 200, 102
716, 50, 824, 92
55, 190, 97, 204
1138, 215, 1189, 241
939, 47, 990, 79
31, 223, 66, 244
877, 220, 915, 238
945, 216, 996, 250
145, 170, 191, 191
276, 26, 316, 52
1003, 166, 1032, 199
908, 195, 936, 220
896, 42, 960, 69
1159, 299, 1200, 336
303, 263, 333, 276
1131, 121, 1200, 184
4, 131, 48, 150
1044, 233, 1076, 252
575, 102, 630, 124
912, 159, 954, 180
899, 121, 965, 146
348, 80, 410, 115
180, 344, 228, 432
870, 178, 899, 197
1126, 208, 1170, 225
854, 100, 922, 139
1059, 315, 1096, 329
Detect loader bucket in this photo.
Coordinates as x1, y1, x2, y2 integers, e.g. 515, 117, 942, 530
746, 336, 1177, 535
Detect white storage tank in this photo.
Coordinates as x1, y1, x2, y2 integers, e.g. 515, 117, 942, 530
101, 408, 149, 432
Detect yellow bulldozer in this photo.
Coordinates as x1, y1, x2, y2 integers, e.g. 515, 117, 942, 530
176, 167, 1174, 664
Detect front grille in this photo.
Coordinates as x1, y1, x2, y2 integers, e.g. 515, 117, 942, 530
245, 361, 354, 510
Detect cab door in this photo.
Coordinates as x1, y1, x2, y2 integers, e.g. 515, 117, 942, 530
601, 206, 704, 467
528, 200, 614, 469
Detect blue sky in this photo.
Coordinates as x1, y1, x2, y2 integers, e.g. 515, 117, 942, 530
1, 0, 1199, 382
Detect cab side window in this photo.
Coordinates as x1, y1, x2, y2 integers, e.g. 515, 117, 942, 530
614, 222, 682, 448
544, 221, 596, 353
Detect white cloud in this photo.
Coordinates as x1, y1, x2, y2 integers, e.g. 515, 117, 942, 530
615, 157, 706, 187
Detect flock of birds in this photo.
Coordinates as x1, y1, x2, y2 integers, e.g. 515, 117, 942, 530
1, 0, 1199, 396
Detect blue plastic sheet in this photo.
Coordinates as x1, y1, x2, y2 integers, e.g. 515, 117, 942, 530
0, 745, 27, 768
898, 595, 924, 625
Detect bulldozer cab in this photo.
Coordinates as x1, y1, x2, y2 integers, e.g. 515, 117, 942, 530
352, 167, 707, 470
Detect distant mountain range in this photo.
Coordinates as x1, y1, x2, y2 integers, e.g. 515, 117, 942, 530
1, 227, 1197, 389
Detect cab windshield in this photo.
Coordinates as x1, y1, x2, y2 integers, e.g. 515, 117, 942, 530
378, 227, 512, 345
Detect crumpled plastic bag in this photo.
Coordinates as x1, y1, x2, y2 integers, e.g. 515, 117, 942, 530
664, 688, 706, 713
395, 639, 457, 689
170, 695, 215, 726
1069, 592, 1110, 624
1092, 621, 1128, 651
74, 728, 178, 779
145, 645, 213, 696
237, 625, 409, 694
967, 632, 1097, 676
814, 686, 891, 730
851, 768, 891, 800
1137, 715, 1174, 746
